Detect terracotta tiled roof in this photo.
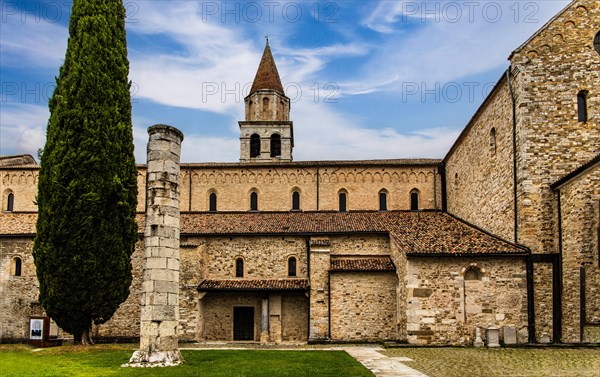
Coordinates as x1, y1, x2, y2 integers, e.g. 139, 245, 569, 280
249, 42, 285, 95
1, 211, 528, 255
0, 154, 36, 167
197, 279, 308, 291
0, 212, 38, 235
178, 211, 527, 255
330, 256, 396, 272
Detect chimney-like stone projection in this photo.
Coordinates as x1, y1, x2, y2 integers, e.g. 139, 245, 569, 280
127, 124, 184, 367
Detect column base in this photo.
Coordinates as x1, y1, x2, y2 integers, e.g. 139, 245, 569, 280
123, 350, 184, 368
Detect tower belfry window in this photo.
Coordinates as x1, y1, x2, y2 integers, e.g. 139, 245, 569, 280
595, 31, 600, 56
270, 134, 281, 157
250, 134, 261, 158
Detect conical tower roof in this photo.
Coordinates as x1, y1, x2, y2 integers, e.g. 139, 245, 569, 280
249, 41, 285, 95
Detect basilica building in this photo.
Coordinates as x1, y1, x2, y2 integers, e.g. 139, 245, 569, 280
1, 0, 598, 345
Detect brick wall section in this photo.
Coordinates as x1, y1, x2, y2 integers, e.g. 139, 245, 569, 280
557, 163, 600, 342
330, 272, 397, 341
406, 257, 528, 345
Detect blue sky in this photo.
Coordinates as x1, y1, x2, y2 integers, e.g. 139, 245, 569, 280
1, 0, 570, 162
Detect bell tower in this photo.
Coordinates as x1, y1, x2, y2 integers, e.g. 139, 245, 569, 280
240, 39, 293, 162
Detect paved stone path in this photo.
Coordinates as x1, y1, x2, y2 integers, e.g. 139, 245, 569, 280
344, 347, 429, 377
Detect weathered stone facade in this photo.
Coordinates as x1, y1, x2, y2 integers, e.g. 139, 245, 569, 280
444, 0, 599, 342
553, 159, 600, 342
406, 257, 528, 345
0, 0, 597, 346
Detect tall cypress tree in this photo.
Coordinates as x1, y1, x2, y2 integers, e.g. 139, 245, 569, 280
33, 0, 137, 344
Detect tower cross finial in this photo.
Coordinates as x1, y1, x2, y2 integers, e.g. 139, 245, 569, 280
265, 33, 269, 44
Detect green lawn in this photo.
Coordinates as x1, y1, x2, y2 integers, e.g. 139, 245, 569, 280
383, 347, 600, 377
0, 344, 373, 377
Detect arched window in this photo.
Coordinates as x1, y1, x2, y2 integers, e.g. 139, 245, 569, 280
292, 191, 300, 211
209, 192, 217, 212
235, 258, 244, 278
379, 190, 388, 211
490, 128, 497, 155
594, 31, 600, 56
464, 266, 482, 281
270, 134, 281, 157
7, 192, 14, 212
288, 257, 297, 277
250, 134, 261, 158
13, 257, 22, 277
578, 91, 588, 122
338, 191, 347, 212
250, 191, 258, 211
410, 189, 419, 211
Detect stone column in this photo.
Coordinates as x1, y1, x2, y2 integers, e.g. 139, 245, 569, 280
260, 297, 269, 343
127, 124, 184, 367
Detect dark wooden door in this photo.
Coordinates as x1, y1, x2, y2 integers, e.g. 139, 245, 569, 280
233, 307, 254, 341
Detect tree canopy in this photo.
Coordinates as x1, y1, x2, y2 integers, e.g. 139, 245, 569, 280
33, 0, 137, 344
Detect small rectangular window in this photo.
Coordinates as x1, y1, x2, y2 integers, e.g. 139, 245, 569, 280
578, 91, 588, 122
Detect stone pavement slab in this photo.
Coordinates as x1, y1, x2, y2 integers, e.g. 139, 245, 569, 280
344, 347, 429, 377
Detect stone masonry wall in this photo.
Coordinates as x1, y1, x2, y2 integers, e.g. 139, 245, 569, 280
389, 238, 408, 341
509, 0, 599, 256
0, 163, 442, 214
532, 262, 554, 342
0, 237, 40, 341
1, 168, 39, 212
445, 79, 515, 242
406, 257, 528, 345
330, 272, 397, 341
202, 236, 307, 280
558, 162, 600, 342
329, 235, 389, 256
179, 165, 441, 212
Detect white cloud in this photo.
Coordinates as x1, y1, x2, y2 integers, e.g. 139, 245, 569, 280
0, 104, 48, 157
350, 0, 571, 94
291, 100, 458, 161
